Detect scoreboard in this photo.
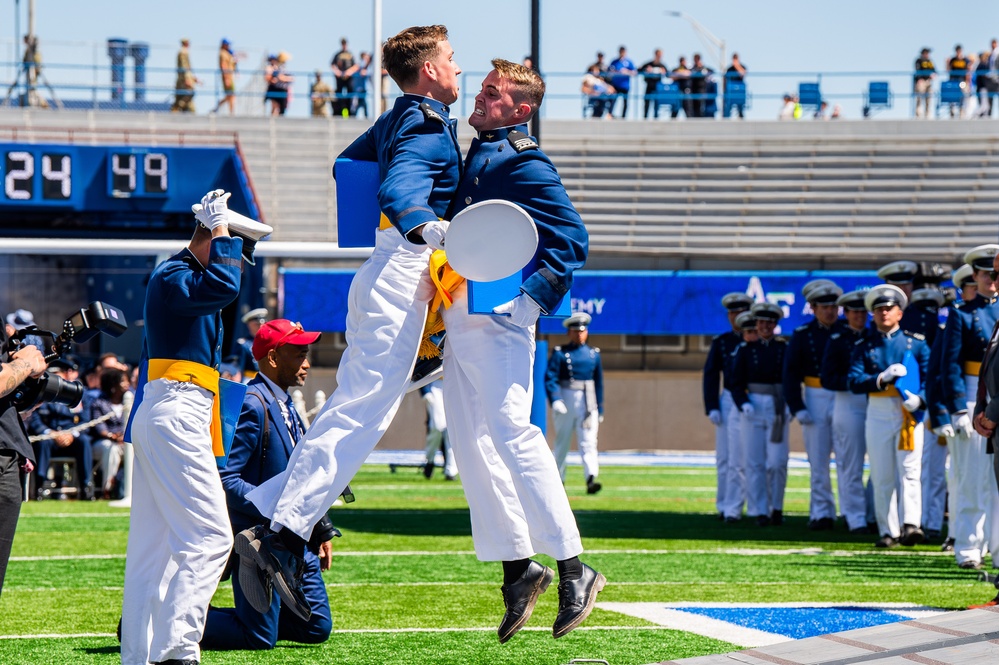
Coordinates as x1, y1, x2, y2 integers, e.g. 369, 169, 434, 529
0, 143, 259, 226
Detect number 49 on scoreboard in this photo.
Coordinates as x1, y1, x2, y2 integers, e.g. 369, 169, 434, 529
108, 151, 169, 198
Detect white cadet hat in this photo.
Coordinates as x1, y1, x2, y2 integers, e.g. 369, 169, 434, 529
836, 288, 869, 311
191, 191, 273, 265
751, 302, 783, 321
963, 244, 999, 271
562, 312, 592, 330
876, 260, 919, 284
241, 307, 268, 325
801, 278, 837, 298
952, 263, 975, 287
910, 287, 945, 309
721, 292, 753, 311
735, 311, 757, 330
805, 282, 843, 304
864, 284, 908, 312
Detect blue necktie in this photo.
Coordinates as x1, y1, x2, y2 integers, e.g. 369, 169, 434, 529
283, 397, 303, 444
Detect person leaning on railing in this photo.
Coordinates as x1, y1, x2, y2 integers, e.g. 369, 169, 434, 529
581, 64, 616, 119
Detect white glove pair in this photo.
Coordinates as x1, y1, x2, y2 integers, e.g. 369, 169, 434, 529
741, 403, 755, 416
877, 363, 907, 389
795, 409, 814, 425
493, 293, 542, 328
707, 409, 723, 426
420, 221, 449, 251
953, 412, 973, 437
192, 189, 231, 230
902, 390, 922, 413
551, 400, 568, 415
932, 424, 956, 438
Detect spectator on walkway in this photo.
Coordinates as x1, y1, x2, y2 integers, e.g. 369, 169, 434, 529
779, 94, 796, 120
640, 48, 668, 119
670, 56, 691, 119
913, 47, 935, 118
608, 46, 636, 118
588, 51, 608, 78
688, 53, 712, 118
947, 45, 970, 118
171, 38, 198, 114
310, 71, 332, 117
582, 64, 615, 118
724, 53, 747, 118
213, 38, 241, 115
353, 52, 372, 118
331, 38, 357, 117
978, 40, 999, 118
265, 52, 293, 116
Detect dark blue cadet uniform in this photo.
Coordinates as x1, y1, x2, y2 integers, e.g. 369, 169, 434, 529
703, 330, 742, 414
783, 319, 842, 414
901, 304, 941, 346
545, 342, 604, 416
451, 125, 587, 314
940, 294, 999, 415
27, 402, 93, 498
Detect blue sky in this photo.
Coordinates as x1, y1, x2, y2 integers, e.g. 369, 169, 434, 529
4, 0, 998, 120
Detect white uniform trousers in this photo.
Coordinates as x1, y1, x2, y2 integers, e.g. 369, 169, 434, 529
921, 430, 949, 533
248, 228, 435, 538
742, 393, 790, 518
423, 382, 457, 478
441, 286, 583, 562
552, 387, 600, 482
713, 390, 735, 514
865, 395, 922, 538
947, 378, 993, 564
721, 394, 746, 519
802, 385, 836, 520
121, 380, 233, 665
831, 390, 869, 530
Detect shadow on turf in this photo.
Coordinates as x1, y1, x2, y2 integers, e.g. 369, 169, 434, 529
81, 646, 118, 655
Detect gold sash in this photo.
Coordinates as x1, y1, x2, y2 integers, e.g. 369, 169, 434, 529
147, 359, 224, 459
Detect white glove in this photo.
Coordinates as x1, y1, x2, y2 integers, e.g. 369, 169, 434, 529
953, 412, 974, 437
420, 220, 449, 251
795, 409, 814, 425
492, 293, 542, 328
598, 414, 604, 424
193, 189, 231, 230
902, 390, 922, 413
708, 409, 722, 426
877, 363, 907, 389
932, 424, 956, 438
551, 400, 568, 415
582, 413, 597, 430
741, 403, 755, 416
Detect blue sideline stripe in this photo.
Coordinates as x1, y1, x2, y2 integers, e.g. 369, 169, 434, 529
678, 606, 910, 640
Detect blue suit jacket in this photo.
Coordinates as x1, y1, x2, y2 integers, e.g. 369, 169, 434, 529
219, 375, 296, 533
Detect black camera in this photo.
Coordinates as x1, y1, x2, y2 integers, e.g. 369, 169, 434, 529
6, 301, 128, 411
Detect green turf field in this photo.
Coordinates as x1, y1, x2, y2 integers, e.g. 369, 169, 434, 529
0, 464, 991, 664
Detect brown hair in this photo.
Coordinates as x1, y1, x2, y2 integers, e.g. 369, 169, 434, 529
491, 58, 545, 113
382, 25, 449, 88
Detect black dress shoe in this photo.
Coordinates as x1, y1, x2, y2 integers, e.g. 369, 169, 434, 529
941, 537, 955, 552
899, 523, 925, 547
808, 516, 834, 531
875, 534, 898, 548
234, 527, 310, 621
756, 515, 771, 527
422, 461, 434, 479
553, 563, 606, 639
586, 476, 602, 495
770, 509, 783, 526
232, 525, 273, 613
497, 560, 554, 643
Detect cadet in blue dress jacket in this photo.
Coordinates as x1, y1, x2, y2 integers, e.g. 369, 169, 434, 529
438, 59, 600, 644
848, 285, 930, 550
203, 319, 335, 651
241, 26, 465, 621
702, 292, 753, 520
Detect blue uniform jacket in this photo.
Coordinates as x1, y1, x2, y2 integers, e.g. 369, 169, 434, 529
925, 329, 951, 429
337, 94, 462, 240
219, 375, 297, 533
901, 304, 940, 345
819, 326, 867, 392
940, 294, 999, 414
143, 239, 243, 368
783, 318, 842, 413
702, 330, 742, 413
730, 337, 787, 408
848, 328, 930, 402
452, 125, 588, 314
28, 402, 90, 446
544, 342, 604, 414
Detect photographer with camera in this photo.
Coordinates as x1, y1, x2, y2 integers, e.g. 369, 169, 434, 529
0, 322, 48, 596
26, 358, 95, 500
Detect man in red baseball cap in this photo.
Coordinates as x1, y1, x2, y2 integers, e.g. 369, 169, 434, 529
202, 319, 335, 651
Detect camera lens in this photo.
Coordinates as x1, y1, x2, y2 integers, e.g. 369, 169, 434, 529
35, 373, 85, 408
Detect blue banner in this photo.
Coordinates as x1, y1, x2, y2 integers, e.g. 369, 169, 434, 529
281, 269, 888, 336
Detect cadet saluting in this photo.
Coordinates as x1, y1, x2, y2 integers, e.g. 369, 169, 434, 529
546, 312, 605, 494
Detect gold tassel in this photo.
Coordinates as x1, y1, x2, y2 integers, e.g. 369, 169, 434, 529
417, 309, 446, 360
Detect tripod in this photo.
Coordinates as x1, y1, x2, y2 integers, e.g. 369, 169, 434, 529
3, 43, 62, 109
